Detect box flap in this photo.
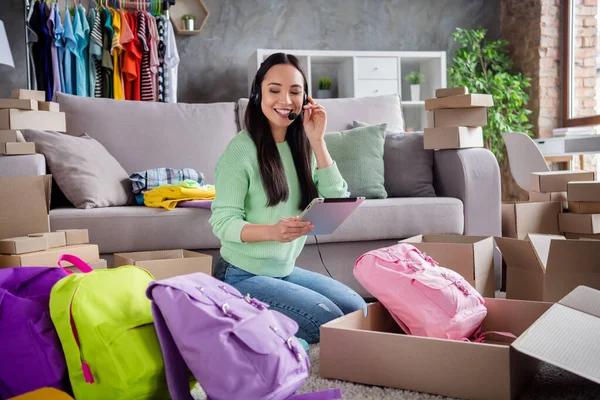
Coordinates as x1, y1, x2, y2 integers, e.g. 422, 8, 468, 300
546, 239, 600, 274
525, 234, 565, 269
494, 237, 545, 273
512, 287, 600, 384
0, 175, 51, 240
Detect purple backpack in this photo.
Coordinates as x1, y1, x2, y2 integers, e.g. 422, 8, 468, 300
146, 273, 341, 400
0, 267, 70, 398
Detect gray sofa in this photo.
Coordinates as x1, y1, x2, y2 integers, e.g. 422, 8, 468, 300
0, 93, 501, 297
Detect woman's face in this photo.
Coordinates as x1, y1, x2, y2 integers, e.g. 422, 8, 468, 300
260, 64, 305, 131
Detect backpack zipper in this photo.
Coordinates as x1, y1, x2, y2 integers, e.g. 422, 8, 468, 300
69, 288, 95, 384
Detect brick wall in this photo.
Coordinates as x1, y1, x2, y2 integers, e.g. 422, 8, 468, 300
500, 0, 562, 138
574, 0, 598, 118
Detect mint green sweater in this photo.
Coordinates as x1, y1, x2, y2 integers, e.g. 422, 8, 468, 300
209, 130, 348, 277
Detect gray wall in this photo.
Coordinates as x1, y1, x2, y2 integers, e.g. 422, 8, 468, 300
0, 0, 500, 103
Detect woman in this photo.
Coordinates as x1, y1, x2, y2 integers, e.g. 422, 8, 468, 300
209, 53, 366, 344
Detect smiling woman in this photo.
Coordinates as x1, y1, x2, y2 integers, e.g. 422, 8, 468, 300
208, 53, 366, 344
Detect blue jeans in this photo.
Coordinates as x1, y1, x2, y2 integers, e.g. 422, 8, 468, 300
213, 257, 366, 344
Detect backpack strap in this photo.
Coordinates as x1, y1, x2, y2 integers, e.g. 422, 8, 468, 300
57, 254, 94, 275
471, 330, 517, 343
288, 388, 343, 400
151, 301, 194, 400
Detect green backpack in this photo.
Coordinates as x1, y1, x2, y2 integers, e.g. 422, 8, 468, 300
49, 256, 169, 400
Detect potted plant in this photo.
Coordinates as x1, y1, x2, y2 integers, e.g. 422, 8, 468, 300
404, 72, 425, 101
182, 14, 196, 31
317, 77, 332, 99
447, 27, 532, 162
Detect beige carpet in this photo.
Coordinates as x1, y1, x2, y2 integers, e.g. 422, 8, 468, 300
192, 342, 599, 399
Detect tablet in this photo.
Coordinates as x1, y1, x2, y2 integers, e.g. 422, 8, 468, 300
299, 197, 365, 235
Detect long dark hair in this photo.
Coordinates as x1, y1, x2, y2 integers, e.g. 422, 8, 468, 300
245, 53, 318, 210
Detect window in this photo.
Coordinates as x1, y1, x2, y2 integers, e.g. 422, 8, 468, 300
563, 0, 600, 126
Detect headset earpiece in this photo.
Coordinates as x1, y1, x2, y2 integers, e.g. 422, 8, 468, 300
250, 81, 261, 105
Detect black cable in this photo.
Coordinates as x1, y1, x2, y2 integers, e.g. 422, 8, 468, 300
313, 235, 334, 279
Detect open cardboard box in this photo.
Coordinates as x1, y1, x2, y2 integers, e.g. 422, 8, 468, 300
495, 234, 600, 302
0, 175, 51, 240
320, 286, 600, 400
113, 249, 212, 280
400, 234, 495, 297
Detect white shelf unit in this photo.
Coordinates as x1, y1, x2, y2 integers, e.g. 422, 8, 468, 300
248, 49, 447, 130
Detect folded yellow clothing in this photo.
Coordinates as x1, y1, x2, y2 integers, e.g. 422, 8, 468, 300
144, 185, 216, 210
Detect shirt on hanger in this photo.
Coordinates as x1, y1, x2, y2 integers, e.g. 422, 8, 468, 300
110, 9, 124, 100
157, 16, 166, 102
77, 4, 90, 96
30, 2, 45, 93
88, 7, 102, 98
123, 12, 141, 101
47, 3, 63, 96
147, 13, 159, 102
72, 4, 89, 97
165, 19, 179, 103
138, 11, 153, 102
40, 1, 53, 100
101, 8, 114, 99
62, 4, 76, 95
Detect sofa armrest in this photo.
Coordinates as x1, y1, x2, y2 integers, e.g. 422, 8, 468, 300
0, 154, 46, 177
433, 148, 501, 236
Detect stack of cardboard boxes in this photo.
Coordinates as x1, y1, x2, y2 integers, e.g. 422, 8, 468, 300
0, 229, 107, 272
423, 86, 493, 150
0, 89, 66, 156
561, 180, 600, 238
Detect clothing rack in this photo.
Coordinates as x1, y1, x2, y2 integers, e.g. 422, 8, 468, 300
23, 0, 176, 90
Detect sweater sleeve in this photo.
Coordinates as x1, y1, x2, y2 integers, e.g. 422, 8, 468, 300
209, 141, 250, 244
312, 156, 349, 198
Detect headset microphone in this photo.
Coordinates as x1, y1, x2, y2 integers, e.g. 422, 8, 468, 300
287, 112, 299, 120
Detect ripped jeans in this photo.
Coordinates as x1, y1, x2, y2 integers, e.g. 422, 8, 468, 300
213, 257, 367, 344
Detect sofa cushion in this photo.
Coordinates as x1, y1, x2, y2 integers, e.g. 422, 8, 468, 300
55, 93, 239, 183
49, 206, 220, 253
22, 130, 133, 209
354, 121, 436, 198
237, 94, 405, 133
324, 124, 388, 199
50, 197, 463, 253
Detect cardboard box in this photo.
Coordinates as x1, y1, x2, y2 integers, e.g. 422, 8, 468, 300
400, 234, 495, 297
321, 287, 600, 400
0, 175, 51, 240
528, 190, 567, 204
38, 101, 60, 112
11, 88, 46, 103
0, 236, 48, 255
0, 142, 35, 155
113, 249, 212, 280
568, 201, 600, 214
502, 201, 561, 239
531, 171, 595, 193
0, 99, 38, 110
0, 129, 25, 143
0, 109, 66, 132
425, 93, 494, 111
435, 87, 468, 98
423, 126, 483, 150
56, 229, 89, 245
567, 181, 600, 202
559, 212, 600, 234
564, 232, 600, 240
426, 107, 488, 128
0, 244, 100, 268
495, 234, 600, 301
28, 231, 67, 248
64, 258, 108, 273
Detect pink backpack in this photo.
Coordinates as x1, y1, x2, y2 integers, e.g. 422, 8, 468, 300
354, 243, 487, 340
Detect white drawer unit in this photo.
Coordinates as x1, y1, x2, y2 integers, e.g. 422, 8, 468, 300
355, 57, 398, 80
355, 80, 399, 98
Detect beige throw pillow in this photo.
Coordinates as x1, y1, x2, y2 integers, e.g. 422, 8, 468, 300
22, 130, 133, 209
